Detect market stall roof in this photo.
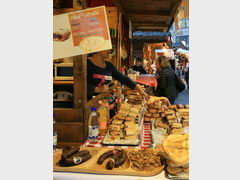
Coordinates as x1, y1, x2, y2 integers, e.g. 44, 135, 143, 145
133, 31, 171, 40
113, 0, 183, 31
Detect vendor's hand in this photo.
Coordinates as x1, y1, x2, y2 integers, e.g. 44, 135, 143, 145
136, 84, 149, 100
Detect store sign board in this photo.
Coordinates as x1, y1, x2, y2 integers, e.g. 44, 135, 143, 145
53, 6, 112, 59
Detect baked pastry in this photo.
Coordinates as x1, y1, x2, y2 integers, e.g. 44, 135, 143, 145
149, 108, 157, 113
109, 124, 122, 131
171, 123, 183, 129
125, 116, 135, 121
168, 119, 177, 124
129, 107, 140, 113
155, 117, 162, 121
152, 113, 160, 118
163, 134, 189, 167
112, 120, 123, 125
153, 101, 162, 109
166, 165, 183, 176
155, 121, 169, 129
124, 135, 137, 140
171, 128, 184, 135
144, 117, 150, 121
177, 104, 184, 109
167, 115, 176, 120
115, 114, 126, 120
161, 113, 166, 118
120, 103, 131, 110
150, 117, 156, 121
183, 167, 189, 173
145, 112, 152, 117
165, 110, 174, 115
118, 110, 129, 116
128, 112, 138, 118
124, 121, 135, 126
125, 127, 139, 136
184, 105, 189, 109
157, 108, 164, 113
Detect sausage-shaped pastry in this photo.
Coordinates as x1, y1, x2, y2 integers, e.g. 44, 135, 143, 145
61, 146, 80, 159
97, 149, 120, 165
114, 150, 127, 168
60, 152, 92, 166
106, 152, 120, 170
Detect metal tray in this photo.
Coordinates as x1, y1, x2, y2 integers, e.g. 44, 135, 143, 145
165, 170, 189, 180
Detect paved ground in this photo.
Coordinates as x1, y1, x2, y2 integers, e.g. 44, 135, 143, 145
174, 89, 189, 105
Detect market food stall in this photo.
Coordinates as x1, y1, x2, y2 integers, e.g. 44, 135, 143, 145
53, 0, 188, 179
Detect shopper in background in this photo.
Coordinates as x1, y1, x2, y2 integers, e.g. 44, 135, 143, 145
182, 54, 189, 89
87, 50, 149, 100
131, 57, 147, 74
145, 59, 153, 74
155, 56, 179, 104
150, 59, 157, 74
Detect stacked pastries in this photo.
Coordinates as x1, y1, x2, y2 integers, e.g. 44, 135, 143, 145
124, 86, 145, 105
144, 96, 173, 123
107, 103, 142, 141
162, 134, 189, 176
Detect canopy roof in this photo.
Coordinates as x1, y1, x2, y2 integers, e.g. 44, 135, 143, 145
113, 0, 183, 31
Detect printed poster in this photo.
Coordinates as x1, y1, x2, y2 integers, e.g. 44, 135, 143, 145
53, 6, 112, 59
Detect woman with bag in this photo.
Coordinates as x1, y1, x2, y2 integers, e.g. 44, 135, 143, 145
155, 56, 181, 104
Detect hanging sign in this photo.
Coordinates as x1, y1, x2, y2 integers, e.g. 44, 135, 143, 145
53, 6, 112, 59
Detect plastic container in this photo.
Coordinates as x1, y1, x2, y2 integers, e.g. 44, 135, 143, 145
97, 101, 109, 135
88, 107, 99, 142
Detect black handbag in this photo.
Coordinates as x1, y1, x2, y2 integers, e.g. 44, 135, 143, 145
174, 73, 185, 93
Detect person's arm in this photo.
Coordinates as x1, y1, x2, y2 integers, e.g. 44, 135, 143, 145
110, 63, 149, 99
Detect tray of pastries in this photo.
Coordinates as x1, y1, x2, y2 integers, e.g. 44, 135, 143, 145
53, 146, 165, 177
102, 103, 144, 145
160, 134, 189, 179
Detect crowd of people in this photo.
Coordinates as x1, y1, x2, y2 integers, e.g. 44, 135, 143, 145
130, 52, 189, 104
86, 49, 189, 105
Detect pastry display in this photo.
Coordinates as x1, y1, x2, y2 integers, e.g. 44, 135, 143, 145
59, 146, 92, 167
124, 86, 145, 105
128, 149, 164, 171
103, 102, 143, 145
54, 147, 165, 176
144, 96, 171, 122
162, 134, 189, 167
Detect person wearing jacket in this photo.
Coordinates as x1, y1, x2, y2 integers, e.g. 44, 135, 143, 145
155, 56, 179, 104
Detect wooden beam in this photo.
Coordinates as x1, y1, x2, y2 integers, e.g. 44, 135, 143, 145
127, 11, 171, 16
73, 55, 83, 108
135, 26, 165, 30
133, 22, 168, 27
166, 0, 183, 27
112, 0, 129, 25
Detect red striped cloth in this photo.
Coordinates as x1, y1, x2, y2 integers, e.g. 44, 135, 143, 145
82, 123, 152, 149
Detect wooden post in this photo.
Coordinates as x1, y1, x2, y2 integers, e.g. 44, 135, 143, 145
81, 54, 89, 140
117, 12, 122, 69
